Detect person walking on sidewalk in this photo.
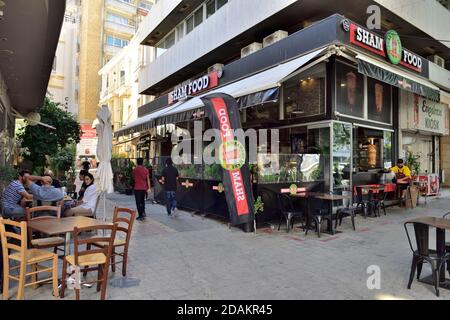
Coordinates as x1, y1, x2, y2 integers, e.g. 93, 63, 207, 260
133, 158, 151, 221
161, 158, 179, 217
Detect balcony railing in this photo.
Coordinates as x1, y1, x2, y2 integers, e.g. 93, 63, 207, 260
105, 0, 137, 15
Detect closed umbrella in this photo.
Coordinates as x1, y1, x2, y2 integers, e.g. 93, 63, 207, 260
95, 105, 114, 222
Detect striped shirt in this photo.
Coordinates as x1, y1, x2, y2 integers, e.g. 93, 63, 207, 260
2, 180, 26, 209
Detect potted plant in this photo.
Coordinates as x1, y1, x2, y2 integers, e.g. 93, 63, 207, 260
406, 152, 421, 176
0, 164, 18, 195
253, 196, 264, 234
123, 161, 136, 195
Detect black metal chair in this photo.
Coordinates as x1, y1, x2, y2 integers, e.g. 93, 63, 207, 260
355, 186, 370, 218
336, 197, 356, 231
305, 193, 338, 238
404, 221, 450, 297
372, 188, 388, 217
277, 194, 304, 233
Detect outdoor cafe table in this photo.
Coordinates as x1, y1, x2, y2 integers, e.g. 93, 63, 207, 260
289, 192, 351, 235
406, 217, 450, 289
28, 216, 112, 255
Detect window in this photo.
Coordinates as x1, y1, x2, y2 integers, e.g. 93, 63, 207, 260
206, 0, 216, 18
335, 61, 365, 118
165, 30, 176, 49
217, 0, 228, 9
106, 35, 129, 48
193, 7, 203, 27
367, 78, 392, 124
106, 13, 131, 26
176, 22, 185, 41
52, 56, 57, 72
139, 1, 153, 10
186, 14, 194, 34
120, 70, 125, 85
283, 63, 326, 119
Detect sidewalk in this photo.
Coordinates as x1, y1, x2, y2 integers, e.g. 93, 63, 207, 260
25, 189, 450, 300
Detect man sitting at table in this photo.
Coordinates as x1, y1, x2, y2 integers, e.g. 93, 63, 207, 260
1, 170, 34, 219
390, 159, 412, 199
26, 175, 64, 205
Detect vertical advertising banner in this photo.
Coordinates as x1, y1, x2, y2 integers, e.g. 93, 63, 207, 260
201, 93, 255, 226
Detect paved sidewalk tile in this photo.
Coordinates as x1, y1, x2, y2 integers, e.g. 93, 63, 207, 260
10, 190, 450, 300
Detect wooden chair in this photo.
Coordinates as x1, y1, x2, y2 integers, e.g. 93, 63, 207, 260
0, 218, 59, 300
85, 207, 136, 277
60, 223, 117, 300
25, 206, 65, 257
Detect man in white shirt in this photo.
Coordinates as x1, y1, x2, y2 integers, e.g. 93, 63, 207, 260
64, 172, 97, 217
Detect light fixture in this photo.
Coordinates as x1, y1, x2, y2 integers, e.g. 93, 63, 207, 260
292, 103, 304, 115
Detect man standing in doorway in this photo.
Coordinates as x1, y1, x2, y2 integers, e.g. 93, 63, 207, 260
133, 158, 151, 221
161, 158, 179, 217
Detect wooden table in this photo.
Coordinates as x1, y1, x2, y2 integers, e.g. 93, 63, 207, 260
406, 217, 450, 289
28, 216, 111, 255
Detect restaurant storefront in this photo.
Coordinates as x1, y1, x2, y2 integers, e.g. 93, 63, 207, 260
115, 15, 446, 225
399, 90, 449, 195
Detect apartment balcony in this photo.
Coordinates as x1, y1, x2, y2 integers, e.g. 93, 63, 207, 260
105, 0, 137, 16
104, 44, 123, 57
104, 20, 136, 37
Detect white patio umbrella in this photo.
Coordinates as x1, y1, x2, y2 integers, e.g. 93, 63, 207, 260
95, 105, 114, 222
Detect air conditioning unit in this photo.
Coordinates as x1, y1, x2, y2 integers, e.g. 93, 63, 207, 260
263, 30, 288, 48
241, 42, 262, 59
428, 55, 446, 68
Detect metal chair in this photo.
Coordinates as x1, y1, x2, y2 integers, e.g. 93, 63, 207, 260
355, 186, 370, 218
277, 194, 304, 233
335, 197, 356, 231
372, 188, 388, 217
404, 221, 450, 297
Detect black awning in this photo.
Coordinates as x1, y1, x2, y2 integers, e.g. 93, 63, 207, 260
358, 59, 440, 101
155, 87, 281, 125
236, 87, 279, 109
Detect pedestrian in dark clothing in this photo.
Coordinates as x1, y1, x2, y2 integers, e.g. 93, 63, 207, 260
82, 158, 90, 171
161, 158, 179, 217
133, 158, 151, 221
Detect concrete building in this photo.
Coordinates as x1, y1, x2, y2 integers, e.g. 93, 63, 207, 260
0, 0, 65, 165
50, 0, 155, 126
99, 24, 154, 158
47, 0, 80, 116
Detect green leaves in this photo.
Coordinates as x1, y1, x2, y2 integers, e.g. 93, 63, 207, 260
17, 96, 82, 172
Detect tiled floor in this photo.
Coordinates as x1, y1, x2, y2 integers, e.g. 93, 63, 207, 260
7, 190, 450, 300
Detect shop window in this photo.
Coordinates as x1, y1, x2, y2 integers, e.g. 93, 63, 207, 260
354, 127, 392, 171
244, 102, 279, 125
259, 125, 330, 185
336, 62, 364, 119
283, 63, 326, 119
332, 122, 352, 191
384, 131, 393, 169
367, 78, 392, 124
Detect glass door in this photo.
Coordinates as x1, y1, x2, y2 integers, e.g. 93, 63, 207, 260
331, 121, 352, 193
